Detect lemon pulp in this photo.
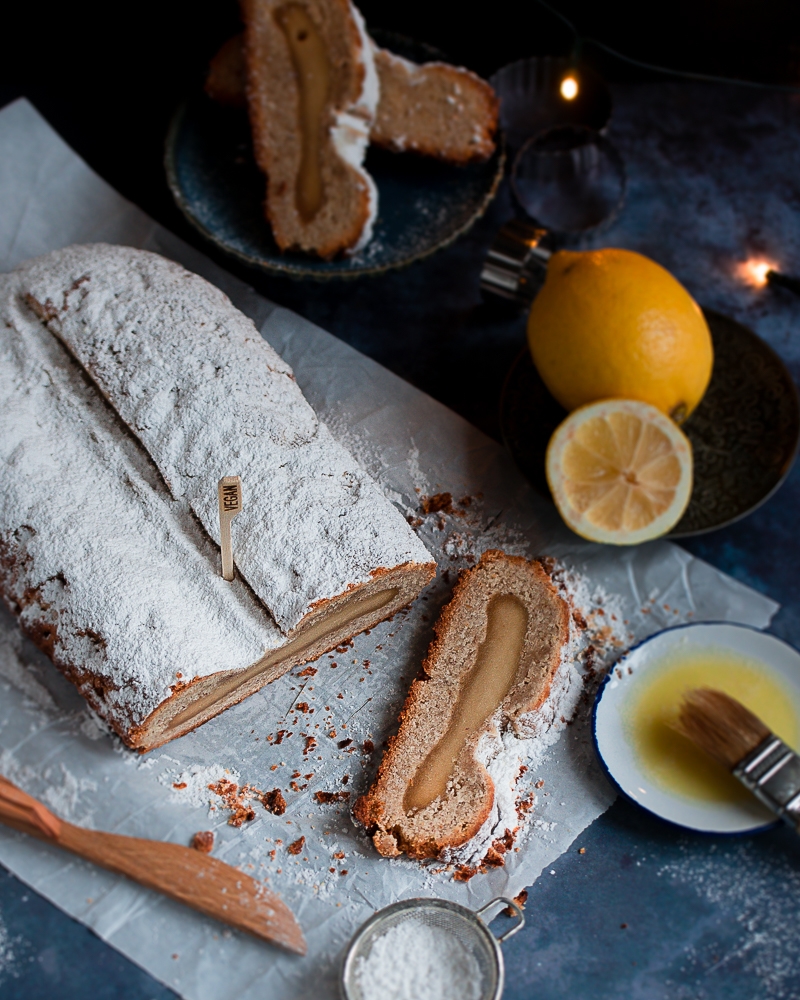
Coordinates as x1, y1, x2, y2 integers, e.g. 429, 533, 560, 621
561, 409, 683, 532
623, 647, 799, 804
546, 399, 692, 545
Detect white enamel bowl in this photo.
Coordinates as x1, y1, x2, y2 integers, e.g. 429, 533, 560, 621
593, 622, 800, 834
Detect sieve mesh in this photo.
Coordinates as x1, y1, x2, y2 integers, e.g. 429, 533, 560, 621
342, 899, 502, 1000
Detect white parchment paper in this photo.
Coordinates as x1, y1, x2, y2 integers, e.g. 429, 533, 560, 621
0, 99, 779, 1000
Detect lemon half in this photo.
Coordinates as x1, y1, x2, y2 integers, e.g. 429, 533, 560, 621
546, 399, 693, 545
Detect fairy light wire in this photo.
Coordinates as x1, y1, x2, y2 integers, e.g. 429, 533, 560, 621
534, 0, 800, 94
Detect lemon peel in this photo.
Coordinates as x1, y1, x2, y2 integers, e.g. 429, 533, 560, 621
528, 248, 713, 422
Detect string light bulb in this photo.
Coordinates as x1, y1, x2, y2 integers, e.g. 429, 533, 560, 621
560, 75, 579, 100
738, 259, 774, 287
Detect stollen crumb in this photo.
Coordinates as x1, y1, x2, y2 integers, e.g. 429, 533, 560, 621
191, 831, 214, 853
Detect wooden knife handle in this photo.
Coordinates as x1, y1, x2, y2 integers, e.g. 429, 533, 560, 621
0, 775, 62, 840
0, 775, 305, 954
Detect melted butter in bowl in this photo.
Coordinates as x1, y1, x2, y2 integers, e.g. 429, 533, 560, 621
624, 647, 799, 805
593, 623, 800, 833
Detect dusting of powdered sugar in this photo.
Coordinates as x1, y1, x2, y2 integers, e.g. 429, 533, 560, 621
79, 711, 111, 741
0, 912, 18, 986
353, 916, 483, 1000
659, 843, 800, 998
545, 560, 632, 696
0, 626, 56, 714
0, 271, 280, 729
16, 245, 432, 634
40, 764, 97, 828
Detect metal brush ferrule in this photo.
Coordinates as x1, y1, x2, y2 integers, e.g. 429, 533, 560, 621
733, 735, 800, 829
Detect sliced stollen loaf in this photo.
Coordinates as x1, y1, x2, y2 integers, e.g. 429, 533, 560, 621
241, 0, 379, 257
2, 245, 434, 750
354, 551, 570, 860
206, 32, 498, 166
370, 48, 498, 164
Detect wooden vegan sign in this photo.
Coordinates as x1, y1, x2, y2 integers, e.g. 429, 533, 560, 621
218, 476, 243, 581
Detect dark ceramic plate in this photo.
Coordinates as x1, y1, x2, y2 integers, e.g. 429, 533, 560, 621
164, 34, 504, 280
499, 309, 800, 537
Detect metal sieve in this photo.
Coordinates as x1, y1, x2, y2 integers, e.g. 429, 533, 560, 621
341, 896, 524, 1000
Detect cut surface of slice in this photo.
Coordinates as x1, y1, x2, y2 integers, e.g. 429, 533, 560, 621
241, 0, 379, 257
546, 399, 693, 545
370, 49, 498, 164
205, 34, 498, 166
353, 551, 570, 860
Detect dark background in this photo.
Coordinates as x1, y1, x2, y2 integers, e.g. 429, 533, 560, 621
2, 0, 798, 293
2, 0, 797, 440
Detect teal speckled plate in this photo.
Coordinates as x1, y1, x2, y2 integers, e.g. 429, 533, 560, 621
164, 37, 504, 280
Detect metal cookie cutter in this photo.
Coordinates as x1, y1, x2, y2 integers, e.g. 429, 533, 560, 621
480, 219, 552, 306
341, 896, 525, 1000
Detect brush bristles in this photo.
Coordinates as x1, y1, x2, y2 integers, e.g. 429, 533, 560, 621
675, 688, 771, 769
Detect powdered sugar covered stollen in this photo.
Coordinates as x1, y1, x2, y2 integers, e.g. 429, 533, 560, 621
0, 273, 278, 739
17, 244, 433, 634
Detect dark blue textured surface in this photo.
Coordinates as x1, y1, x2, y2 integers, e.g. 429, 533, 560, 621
496, 796, 800, 999
0, 866, 176, 1000
2, 80, 800, 998
682, 463, 800, 649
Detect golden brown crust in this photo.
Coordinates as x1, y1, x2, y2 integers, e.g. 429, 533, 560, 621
205, 33, 248, 108
353, 550, 570, 860
304, 560, 434, 618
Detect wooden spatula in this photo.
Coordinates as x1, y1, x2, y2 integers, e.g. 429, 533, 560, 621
0, 774, 306, 955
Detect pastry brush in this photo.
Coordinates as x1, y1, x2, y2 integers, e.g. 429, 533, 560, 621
0, 774, 306, 954
675, 688, 800, 830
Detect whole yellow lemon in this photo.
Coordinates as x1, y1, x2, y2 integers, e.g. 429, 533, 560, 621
527, 248, 713, 422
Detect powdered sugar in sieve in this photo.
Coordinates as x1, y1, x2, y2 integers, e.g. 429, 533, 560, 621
341, 897, 524, 1000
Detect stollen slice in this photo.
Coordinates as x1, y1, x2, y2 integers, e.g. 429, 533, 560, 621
370, 47, 498, 164
354, 551, 570, 859
205, 32, 499, 166
241, 0, 379, 258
